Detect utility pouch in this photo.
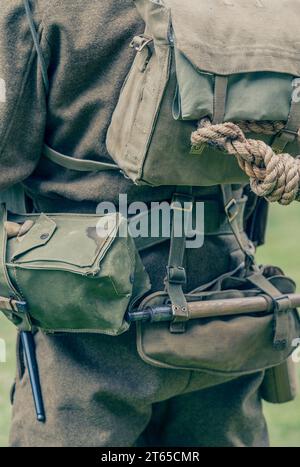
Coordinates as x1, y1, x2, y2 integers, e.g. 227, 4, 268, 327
0, 205, 150, 335
136, 267, 300, 376
261, 357, 298, 404
106, 0, 300, 187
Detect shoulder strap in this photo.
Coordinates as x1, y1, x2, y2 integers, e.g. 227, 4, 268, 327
213, 76, 228, 124
165, 187, 194, 333
272, 80, 300, 153
221, 185, 291, 350
24, 0, 120, 173
43, 145, 120, 172
221, 184, 256, 269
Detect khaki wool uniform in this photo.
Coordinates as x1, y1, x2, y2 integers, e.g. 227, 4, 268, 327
0, 0, 268, 447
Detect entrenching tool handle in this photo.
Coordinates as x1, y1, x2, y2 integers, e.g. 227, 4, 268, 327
127, 305, 173, 323
21, 331, 45, 423
129, 294, 300, 322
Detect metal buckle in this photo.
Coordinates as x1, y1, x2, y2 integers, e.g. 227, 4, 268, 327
166, 266, 187, 285
272, 295, 292, 313
225, 198, 239, 222
10, 299, 28, 314
130, 35, 153, 52
16, 300, 28, 313
272, 128, 298, 154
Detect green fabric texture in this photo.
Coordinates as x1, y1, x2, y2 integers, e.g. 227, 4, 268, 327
174, 52, 294, 121
166, 0, 300, 75
1, 209, 150, 334
106, 0, 300, 187
137, 273, 300, 375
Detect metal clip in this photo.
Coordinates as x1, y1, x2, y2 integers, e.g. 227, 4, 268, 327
130, 35, 153, 52
225, 198, 239, 222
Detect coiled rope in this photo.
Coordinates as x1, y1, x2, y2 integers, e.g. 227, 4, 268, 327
191, 118, 300, 205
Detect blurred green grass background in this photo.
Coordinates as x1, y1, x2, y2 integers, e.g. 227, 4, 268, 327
0, 203, 299, 447
257, 203, 300, 447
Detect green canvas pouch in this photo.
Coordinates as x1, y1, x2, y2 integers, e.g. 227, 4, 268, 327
0, 205, 150, 335
106, 0, 300, 187
136, 269, 300, 376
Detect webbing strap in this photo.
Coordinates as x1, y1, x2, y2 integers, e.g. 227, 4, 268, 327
222, 186, 291, 349
213, 76, 228, 124
272, 84, 300, 153
165, 187, 194, 333
132, 198, 246, 253
43, 144, 120, 172
221, 185, 256, 270
247, 272, 291, 350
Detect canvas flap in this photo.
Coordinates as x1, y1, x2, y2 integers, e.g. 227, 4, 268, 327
136, 0, 300, 76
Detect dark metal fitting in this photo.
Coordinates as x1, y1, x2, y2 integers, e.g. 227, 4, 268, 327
272, 295, 292, 313
130, 35, 153, 52
225, 198, 239, 222
166, 266, 187, 285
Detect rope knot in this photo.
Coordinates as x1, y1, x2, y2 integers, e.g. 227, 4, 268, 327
191, 118, 300, 205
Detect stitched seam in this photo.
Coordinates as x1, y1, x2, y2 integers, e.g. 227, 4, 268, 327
138, 46, 171, 180
11, 267, 26, 301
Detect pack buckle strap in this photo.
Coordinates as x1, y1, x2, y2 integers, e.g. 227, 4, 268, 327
165, 188, 194, 334
166, 266, 187, 285
272, 80, 300, 153
224, 197, 239, 222
0, 297, 27, 314
0, 298, 32, 331
130, 35, 153, 53
221, 185, 256, 270
247, 272, 291, 351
